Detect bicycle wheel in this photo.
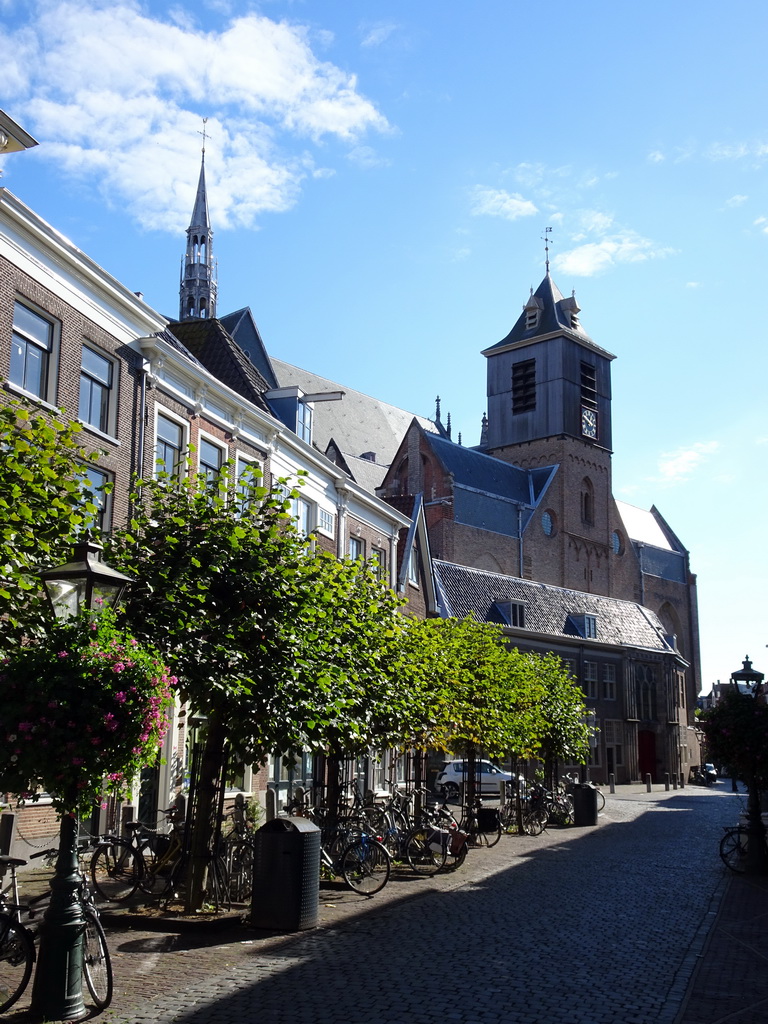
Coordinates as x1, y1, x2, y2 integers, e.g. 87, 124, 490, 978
522, 810, 546, 836
595, 788, 606, 812
405, 826, 447, 876
138, 836, 179, 896
227, 840, 254, 904
720, 828, 748, 873
442, 833, 469, 872
90, 841, 141, 902
0, 915, 34, 1014
340, 838, 391, 895
206, 855, 231, 911
82, 910, 112, 1010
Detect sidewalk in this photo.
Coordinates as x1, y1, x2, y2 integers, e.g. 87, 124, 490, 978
674, 871, 768, 1024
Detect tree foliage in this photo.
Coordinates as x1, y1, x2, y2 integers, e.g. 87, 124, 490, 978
394, 617, 589, 765
0, 400, 103, 653
701, 689, 768, 786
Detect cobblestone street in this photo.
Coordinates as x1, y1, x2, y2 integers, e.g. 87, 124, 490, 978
6, 784, 743, 1023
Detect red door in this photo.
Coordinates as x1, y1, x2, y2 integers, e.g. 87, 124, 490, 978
638, 730, 656, 782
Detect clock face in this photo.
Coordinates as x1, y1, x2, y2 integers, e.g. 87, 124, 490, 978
581, 407, 598, 438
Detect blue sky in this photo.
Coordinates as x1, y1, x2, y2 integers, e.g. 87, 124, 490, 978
2, 0, 766, 692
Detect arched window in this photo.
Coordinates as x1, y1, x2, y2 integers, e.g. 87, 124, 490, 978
581, 478, 594, 525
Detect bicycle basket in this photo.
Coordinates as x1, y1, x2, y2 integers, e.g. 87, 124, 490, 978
450, 829, 469, 855
427, 829, 451, 854
477, 808, 500, 831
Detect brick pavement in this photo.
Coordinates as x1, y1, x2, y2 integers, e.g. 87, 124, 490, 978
4, 783, 754, 1023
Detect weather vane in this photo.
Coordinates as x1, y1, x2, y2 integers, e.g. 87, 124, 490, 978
198, 117, 209, 156
542, 226, 553, 274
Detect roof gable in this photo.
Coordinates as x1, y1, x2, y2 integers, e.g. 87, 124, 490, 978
169, 318, 272, 414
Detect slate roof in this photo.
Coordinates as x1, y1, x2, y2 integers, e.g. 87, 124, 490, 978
169, 318, 273, 414
425, 431, 555, 505
219, 307, 278, 390
271, 358, 436, 489
433, 560, 674, 653
483, 274, 614, 359
617, 500, 679, 552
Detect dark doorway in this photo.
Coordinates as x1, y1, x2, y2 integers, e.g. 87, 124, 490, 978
638, 730, 657, 782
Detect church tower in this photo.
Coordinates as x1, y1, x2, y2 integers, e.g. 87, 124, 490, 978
179, 140, 217, 320
482, 271, 620, 596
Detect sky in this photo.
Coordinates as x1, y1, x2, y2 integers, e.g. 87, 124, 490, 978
1, 0, 766, 691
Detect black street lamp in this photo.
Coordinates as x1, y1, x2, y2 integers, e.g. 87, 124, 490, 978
730, 656, 766, 875
30, 535, 132, 1021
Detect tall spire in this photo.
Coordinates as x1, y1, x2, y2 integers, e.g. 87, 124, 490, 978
179, 120, 217, 320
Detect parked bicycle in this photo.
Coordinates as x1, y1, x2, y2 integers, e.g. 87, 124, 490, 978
0, 845, 112, 1014
717, 825, 767, 873
90, 805, 230, 910
320, 823, 391, 896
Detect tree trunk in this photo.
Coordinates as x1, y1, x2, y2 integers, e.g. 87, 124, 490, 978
186, 710, 228, 912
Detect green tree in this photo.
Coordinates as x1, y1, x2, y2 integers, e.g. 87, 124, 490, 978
529, 653, 591, 783
108, 463, 415, 907
701, 689, 768, 871
701, 689, 768, 786
0, 400, 103, 654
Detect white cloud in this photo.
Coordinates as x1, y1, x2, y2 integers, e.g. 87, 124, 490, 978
725, 194, 748, 207
554, 233, 674, 277
360, 22, 397, 48
3, 1, 390, 231
647, 150, 665, 163
685, 281, 701, 289
657, 441, 720, 483
346, 145, 390, 169
470, 187, 538, 221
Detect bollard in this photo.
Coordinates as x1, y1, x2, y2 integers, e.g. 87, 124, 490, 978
680, 773, 685, 789
609, 773, 615, 794
672, 774, 678, 790
265, 787, 277, 821
645, 773, 652, 792
498, 780, 506, 805
0, 812, 15, 856
665, 773, 670, 791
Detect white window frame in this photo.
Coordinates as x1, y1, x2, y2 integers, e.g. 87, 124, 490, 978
79, 342, 119, 439
197, 431, 226, 488
154, 408, 188, 480
318, 507, 335, 538
349, 535, 365, 561
9, 299, 59, 405
408, 544, 419, 586
81, 464, 113, 534
236, 454, 261, 513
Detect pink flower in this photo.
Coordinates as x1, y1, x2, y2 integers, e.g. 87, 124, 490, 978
114, 692, 127, 703
112, 662, 126, 673
57, 651, 69, 659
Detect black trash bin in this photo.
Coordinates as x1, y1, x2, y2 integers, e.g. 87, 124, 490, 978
571, 784, 598, 826
250, 816, 320, 931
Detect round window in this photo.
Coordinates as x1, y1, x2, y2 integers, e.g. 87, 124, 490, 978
612, 530, 624, 555
542, 510, 555, 536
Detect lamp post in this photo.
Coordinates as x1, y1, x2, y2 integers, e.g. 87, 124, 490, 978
730, 656, 766, 874
30, 534, 132, 1021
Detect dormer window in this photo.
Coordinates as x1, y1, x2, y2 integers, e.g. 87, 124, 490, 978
567, 613, 598, 639
525, 308, 539, 330
494, 600, 526, 628
297, 401, 313, 444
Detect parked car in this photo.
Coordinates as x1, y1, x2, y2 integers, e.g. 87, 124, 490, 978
704, 763, 718, 784
435, 759, 514, 799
